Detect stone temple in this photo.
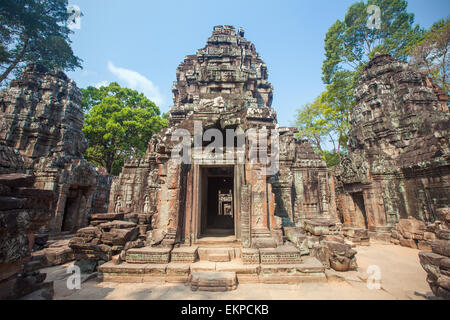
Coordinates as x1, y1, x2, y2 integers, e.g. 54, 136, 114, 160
335, 54, 449, 244
71, 25, 343, 286
0, 26, 449, 298
106, 25, 337, 248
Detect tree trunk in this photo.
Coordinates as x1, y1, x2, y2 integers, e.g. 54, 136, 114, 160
0, 37, 29, 84
105, 154, 114, 175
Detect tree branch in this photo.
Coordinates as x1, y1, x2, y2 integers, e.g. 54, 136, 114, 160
0, 36, 29, 84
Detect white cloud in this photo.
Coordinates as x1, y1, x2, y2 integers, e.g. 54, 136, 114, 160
107, 61, 164, 106
95, 80, 109, 88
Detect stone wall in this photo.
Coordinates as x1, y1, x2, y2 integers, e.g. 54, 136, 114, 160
335, 54, 449, 239
419, 209, 450, 299
0, 144, 26, 174
90, 167, 115, 214
0, 173, 54, 299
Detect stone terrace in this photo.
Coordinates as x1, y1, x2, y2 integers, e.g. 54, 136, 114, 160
99, 243, 326, 289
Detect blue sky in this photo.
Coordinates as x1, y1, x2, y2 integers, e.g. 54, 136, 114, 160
67, 0, 449, 127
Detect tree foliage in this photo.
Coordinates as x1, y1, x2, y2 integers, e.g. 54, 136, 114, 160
297, 0, 423, 167
408, 17, 450, 93
296, 73, 353, 167
82, 82, 168, 175
0, 0, 82, 85
322, 0, 422, 84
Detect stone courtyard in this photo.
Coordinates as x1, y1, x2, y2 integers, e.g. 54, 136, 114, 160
0, 25, 449, 300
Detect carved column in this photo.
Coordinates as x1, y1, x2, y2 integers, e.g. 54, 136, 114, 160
240, 184, 252, 248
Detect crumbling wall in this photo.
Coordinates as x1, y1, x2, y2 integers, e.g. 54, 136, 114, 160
419, 209, 450, 299
0, 173, 54, 299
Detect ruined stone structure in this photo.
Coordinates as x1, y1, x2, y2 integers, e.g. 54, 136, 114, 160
335, 54, 450, 242
107, 25, 337, 249
0, 173, 54, 299
0, 64, 112, 234
69, 26, 341, 287
333, 55, 450, 298
1, 22, 448, 297
419, 218, 450, 299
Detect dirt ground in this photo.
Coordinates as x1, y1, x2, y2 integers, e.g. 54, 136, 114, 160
39, 243, 438, 300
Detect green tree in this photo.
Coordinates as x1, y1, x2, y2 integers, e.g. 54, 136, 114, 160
322, 0, 422, 84
82, 82, 168, 175
295, 81, 351, 167
296, 95, 331, 154
408, 17, 450, 93
0, 0, 82, 85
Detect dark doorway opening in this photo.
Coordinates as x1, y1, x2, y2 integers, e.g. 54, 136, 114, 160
352, 192, 368, 229
200, 166, 235, 237
62, 186, 89, 232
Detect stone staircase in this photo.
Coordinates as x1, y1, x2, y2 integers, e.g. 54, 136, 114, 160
99, 243, 327, 290
198, 247, 235, 262
191, 272, 237, 292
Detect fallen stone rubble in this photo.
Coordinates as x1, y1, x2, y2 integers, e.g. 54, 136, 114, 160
419, 213, 450, 300
284, 219, 358, 272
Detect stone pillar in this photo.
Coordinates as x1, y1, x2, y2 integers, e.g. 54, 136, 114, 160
240, 184, 252, 248
271, 180, 294, 226
183, 164, 195, 245
234, 164, 244, 243
247, 164, 267, 229
292, 168, 306, 226
267, 182, 283, 245
53, 184, 69, 233
247, 164, 277, 248
327, 172, 338, 221
318, 171, 329, 216
159, 160, 180, 246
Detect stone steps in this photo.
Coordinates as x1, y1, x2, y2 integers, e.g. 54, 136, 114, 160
190, 261, 216, 272
208, 253, 230, 262
259, 245, 302, 264
258, 256, 327, 284
99, 256, 327, 286
198, 247, 236, 262
126, 247, 171, 264
190, 272, 237, 292
195, 235, 241, 247
171, 246, 198, 263
102, 244, 327, 288
124, 245, 303, 265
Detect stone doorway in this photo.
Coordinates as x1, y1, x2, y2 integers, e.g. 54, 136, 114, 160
61, 186, 90, 232
352, 192, 368, 229
199, 166, 235, 238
